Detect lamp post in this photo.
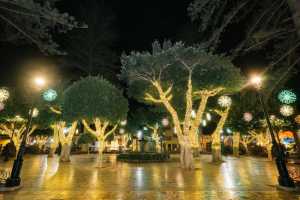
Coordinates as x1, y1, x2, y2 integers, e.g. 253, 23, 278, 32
250, 75, 295, 188
6, 76, 46, 187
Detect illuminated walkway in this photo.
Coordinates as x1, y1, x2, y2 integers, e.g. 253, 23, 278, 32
1, 154, 300, 200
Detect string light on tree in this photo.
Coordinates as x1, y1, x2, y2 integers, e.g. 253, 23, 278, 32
43, 89, 57, 102
278, 90, 297, 104
0, 88, 9, 102
243, 112, 253, 122
218, 95, 232, 108
280, 105, 294, 117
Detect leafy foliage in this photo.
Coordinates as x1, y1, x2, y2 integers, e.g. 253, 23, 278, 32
62, 76, 128, 123
0, 0, 82, 54
121, 41, 244, 116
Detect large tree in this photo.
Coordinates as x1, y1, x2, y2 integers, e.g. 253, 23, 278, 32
120, 41, 244, 168
62, 76, 128, 167
0, 0, 81, 54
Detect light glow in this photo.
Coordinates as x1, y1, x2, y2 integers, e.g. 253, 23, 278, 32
243, 112, 253, 122
278, 90, 297, 104
218, 96, 232, 108
280, 105, 294, 117
43, 89, 57, 102
0, 88, 9, 102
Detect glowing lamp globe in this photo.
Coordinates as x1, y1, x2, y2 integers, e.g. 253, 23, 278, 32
243, 112, 253, 122
0, 102, 4, 111
0, 88, 9, 102
43, 89, 57, 102
218, 96, 232, 108
278, 90, 297, 104
280, 105, 294, 117
162, 118, 169, 127
295, 115, 300, 124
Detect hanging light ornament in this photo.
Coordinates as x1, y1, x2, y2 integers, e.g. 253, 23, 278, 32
42, 89, 57, 102
278, 90, 297, 104
280, 105, 294, 117
295, 115, 300, 124
120, 120, 127, 126
206, 113, 212, 121
202, 119, 207, 127
0, 102, 4, 111
161, 118, 169, 127
243, 112, 253, 122
218, 95, 232, 108
0, 88, 9, 102
31, 108, 39, 118
191, 110, 196, 119
119, 128, 125, 134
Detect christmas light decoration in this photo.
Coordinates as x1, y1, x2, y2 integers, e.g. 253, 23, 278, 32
191, 110, 196, 119
243, 112, 253, 122
278, 90, 297, 104
0, 88, 9, 102
120, 120, 127, 126
206, 113, 212, 121
295, 115, 300, 124
43, 89, 57, 102
202, 119, 207, 127
119, 128, 125, 134
31, 108, 39, 118
280, 105, 294, 117
218, 96, 232, 108
137, 130, 143, 140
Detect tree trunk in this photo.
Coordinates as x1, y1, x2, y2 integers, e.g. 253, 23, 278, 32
233, 132, 240, 157
211, 136, 222, 162
97, 139, 105, 167
179, 135, 194, 169
267, 144, 273, 161
287, 0, 300, 37
48, 146, 57, 157
60, 143, 71, 162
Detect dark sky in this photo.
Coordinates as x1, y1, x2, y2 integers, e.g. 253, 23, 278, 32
0, 0, 193, 86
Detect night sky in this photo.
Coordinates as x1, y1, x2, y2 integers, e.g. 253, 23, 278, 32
0, 0, 299, 108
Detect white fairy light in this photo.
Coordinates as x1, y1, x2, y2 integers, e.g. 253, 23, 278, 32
191, 110, 196, 119
120, 120, 127, 126
31, 108, 39, 118
119, 128, 125, 134
206, 113, 212, 121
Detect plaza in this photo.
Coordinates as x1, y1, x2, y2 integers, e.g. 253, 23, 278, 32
1, 154, 300, 200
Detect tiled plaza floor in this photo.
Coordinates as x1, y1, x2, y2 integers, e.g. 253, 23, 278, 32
1, 154, 300, 200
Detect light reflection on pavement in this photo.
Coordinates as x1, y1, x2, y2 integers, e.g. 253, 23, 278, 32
1, 154, 300, 200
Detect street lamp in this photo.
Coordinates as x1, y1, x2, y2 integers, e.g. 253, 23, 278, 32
6, 76, 46, 188
250, 74, 295, 188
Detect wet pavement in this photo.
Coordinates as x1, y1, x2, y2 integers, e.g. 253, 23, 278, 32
1, 154, 300, 200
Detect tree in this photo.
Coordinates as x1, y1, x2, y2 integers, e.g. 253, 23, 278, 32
62, 76, 128, 167
120, 41, 244, 168
0, 90, 38, 152
0, 0, 81, 54
63, 0, 118, 80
